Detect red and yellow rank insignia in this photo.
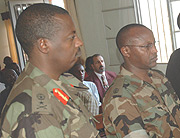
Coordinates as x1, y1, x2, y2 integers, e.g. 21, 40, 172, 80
53, 88, 69, 105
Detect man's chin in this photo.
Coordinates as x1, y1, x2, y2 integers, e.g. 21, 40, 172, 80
65, 58, 78, 73
150, 62, 157, 68
99, 70, 105, 73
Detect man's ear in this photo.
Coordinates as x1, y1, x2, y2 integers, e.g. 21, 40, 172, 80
37, 38, 50, 54
120, 46, 130, 57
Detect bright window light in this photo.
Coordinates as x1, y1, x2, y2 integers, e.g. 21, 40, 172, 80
137, 0, 173, 63
51, 0, 64, 8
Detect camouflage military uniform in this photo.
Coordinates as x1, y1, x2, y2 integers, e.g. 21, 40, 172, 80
60, 73, 99, 116
103, 66, 180, 138
0, 62, 99, 138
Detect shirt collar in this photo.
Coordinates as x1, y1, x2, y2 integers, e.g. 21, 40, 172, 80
119, 65, 144, 87
94, 71, 105, 77
119, 65, 163, 88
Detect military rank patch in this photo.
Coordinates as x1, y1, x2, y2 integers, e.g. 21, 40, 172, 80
53, 88, 69, 105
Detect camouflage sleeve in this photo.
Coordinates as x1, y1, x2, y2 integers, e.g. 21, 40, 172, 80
153, 69, 180, 105
1, 103, 64, 138
103, 96, 148, 138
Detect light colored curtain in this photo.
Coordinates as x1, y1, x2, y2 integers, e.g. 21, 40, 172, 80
63, 0, 86, 65
4, 19, 19, 64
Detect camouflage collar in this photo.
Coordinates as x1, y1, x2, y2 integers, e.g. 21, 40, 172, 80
119, 66, 143, 84
60, 73, 88, 90
119, 65, 164, 88
24, 62, 54, 87
24, 62, 88, 95
22, 62, 71, 99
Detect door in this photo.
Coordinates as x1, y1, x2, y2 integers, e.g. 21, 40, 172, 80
8, 0, 47, 70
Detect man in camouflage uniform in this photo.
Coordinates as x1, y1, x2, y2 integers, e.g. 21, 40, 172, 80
0, 3, 99, 138
61, 70, 99, 116
103, 24, 180, 138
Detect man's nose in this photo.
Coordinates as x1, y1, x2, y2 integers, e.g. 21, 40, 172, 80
100, 61, 104, 66
151, 45, 158, 53
75, 36, 83, 48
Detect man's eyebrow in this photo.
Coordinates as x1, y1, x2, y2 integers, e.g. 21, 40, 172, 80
66, 31, 76, 37
68, 30, 76, 35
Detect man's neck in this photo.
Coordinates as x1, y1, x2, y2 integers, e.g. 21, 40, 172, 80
29, 59, 62, 81
123, 64, 152, 83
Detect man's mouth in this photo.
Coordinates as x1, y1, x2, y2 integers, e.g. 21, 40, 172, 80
99, 66, 104, 70
151, 55, 158, 62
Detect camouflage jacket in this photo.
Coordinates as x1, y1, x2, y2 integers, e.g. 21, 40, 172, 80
60, 74, 99, 116
103, 66, 180, 138
0, 62, 99, 138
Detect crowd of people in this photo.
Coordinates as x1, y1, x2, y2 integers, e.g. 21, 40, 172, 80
0, 3, 180, 138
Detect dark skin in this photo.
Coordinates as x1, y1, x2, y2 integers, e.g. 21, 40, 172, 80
120, 27, 158, 83
29, 14, 83, 80
70, 64, 85, 82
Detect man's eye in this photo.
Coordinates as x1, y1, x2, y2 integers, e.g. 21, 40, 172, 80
147, 44, 153, 47
71, 35, 76, 39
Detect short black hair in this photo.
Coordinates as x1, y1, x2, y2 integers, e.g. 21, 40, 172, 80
116, 23, 149, 52
85, 56, 93, 72
16, 3, 69, 56
3, 56, 13, 65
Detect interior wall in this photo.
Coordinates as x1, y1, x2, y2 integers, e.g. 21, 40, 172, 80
0, 0, 10, 69
75, 0, 168, 74
0, 0, 168, 74
75, 0, 136, 74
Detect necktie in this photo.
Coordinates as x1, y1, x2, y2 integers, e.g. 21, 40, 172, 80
101, 75, 109, 89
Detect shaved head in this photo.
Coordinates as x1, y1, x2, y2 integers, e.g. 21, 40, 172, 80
116, 24, 150, 52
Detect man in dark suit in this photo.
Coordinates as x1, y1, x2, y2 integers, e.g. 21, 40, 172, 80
166, 13, 180, 99
85, 54, 116, 104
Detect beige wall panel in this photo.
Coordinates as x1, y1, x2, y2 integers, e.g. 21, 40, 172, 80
103, 8, 136, 38
101, 0, 134, 10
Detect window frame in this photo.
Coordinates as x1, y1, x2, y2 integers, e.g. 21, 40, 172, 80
134, 0, 180, 63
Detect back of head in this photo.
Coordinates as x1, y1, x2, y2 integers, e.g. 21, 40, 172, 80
85, 56, 93, 72
15, 3, 69, 57
3, 56, 13, 66
116, 23, 149, 52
